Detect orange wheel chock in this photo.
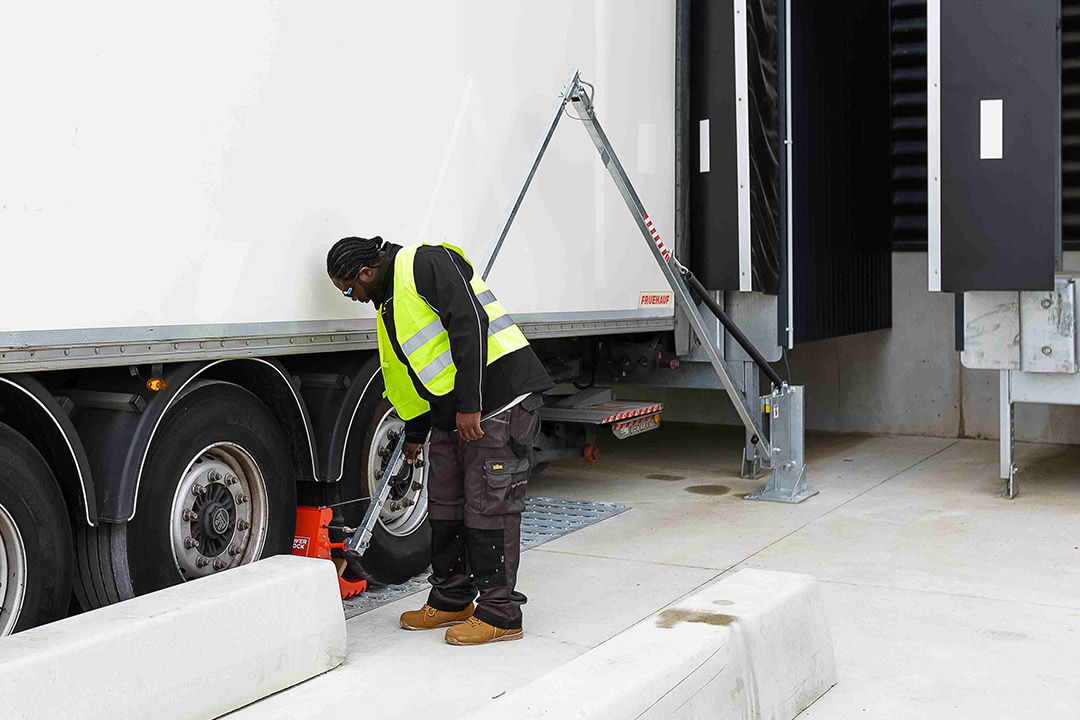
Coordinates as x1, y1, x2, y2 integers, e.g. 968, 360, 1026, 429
293, 506, 367, 600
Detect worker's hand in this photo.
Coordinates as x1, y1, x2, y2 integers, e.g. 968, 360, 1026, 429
456, 412, 484, 442
403, 442, 423, 464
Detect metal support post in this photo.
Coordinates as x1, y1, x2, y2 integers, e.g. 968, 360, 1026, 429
480, 69, 578, 281
1000, 369, 1018, 499
746, 385, 816, 503
740, 361, 764, 478
564, 83, 774, 456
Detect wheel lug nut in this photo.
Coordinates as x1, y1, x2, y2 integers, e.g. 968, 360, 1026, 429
196, 556, 210, 568
228, 545, 242, 557
414, 459, 425, 469
411, 481, 423, 491
377, 446, 389, 457
184, 536, 199, 549
209, 470, 222, 482
213, 559, 227, 571
401, 498, 414, 508
374, 469, 384, 480
388, 502, 401, 512
227, 474, 238, 485
183, 509, 198, 522
235, 493, 248, 504
237, 519, 250, 531
191, 484, 205, 496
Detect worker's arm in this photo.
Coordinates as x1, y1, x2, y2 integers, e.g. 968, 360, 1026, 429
404, 412, 430, 446
412, 247, 488, 419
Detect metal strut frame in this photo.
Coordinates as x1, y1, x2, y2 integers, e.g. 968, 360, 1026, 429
481, 69, 815, 503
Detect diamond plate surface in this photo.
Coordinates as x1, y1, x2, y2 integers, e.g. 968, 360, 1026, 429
342, 496, 629, 619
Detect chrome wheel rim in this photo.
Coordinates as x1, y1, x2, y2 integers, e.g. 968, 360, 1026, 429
366, 408, 428, 537
0, 502, 27, 636
170, 442, 269, 579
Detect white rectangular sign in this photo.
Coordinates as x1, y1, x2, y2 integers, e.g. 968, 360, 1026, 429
980, 99, 1003, 160
699, 118, 710, 173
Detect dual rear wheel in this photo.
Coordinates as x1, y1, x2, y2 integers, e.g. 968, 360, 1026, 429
0, 422, 73, 636
76, 383, 296, 606
2, 374, 432, 635
76, 377, 431, 606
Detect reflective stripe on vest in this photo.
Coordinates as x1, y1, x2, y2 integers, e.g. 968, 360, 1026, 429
401, 318, 443, 356
377, 243, 530, 418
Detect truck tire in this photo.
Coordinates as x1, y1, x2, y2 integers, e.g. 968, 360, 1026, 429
75, 383, 296, 606
337, 378, 431, 586
0, 422, 73, 635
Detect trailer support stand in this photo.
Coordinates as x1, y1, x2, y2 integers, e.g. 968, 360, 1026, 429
482, 69, 815, 503
746, 385, 816, 502
740, 361, 765, 479
1000, 370, 1018, 499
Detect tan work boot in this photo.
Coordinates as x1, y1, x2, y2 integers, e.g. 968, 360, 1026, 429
445, 616, 523, 645
399, 603, 475, 631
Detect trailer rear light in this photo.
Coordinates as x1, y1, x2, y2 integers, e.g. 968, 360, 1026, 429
146, 378, 168, 392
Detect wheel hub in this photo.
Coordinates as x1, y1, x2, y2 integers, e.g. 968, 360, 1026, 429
367, 410, 429, 537
170, 443, 269, 580
190, 484, 236, 557
0, 502, 27, 637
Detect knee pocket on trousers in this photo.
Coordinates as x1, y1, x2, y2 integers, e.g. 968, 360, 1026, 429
481, 456, 528, 515
469, 528, 507, 589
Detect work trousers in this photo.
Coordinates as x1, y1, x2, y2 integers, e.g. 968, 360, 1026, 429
425, 395, 541, 629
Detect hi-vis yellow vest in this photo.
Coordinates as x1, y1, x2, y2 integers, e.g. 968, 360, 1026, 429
376, 243, 530, 421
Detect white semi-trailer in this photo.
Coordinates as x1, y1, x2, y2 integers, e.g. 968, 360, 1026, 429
0, 2, 681, 633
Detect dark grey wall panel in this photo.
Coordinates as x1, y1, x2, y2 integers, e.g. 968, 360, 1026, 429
689, 1, 741, 291
689, 0, 781, 294
747, 0, 782, 295
791, 0, 893, 343
938, 0, 1059, 292
891, 0, 930, 251
1063, 0, 1080, 251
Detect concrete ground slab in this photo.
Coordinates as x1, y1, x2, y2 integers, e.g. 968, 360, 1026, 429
532, 429, 956, 571
230, 424, 1080, 719
738, 439, 1080, 609
799, 581, 1080, 719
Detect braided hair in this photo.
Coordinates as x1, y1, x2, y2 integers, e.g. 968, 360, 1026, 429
326, 236, 385, 282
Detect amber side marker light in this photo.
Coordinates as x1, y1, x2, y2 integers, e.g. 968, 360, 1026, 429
146, 378, 168, 392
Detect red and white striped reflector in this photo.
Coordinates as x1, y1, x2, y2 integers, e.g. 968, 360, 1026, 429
643, 214, 670, 262
601, 404, 663, 424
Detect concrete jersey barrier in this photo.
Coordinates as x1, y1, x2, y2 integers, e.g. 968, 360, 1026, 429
0, 555, 346, 720
465, 568, 836, 720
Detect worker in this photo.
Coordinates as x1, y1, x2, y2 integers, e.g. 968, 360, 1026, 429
327, 236, 552, 645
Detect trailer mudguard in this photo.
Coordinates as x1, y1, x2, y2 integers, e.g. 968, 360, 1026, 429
0, 374, 98, 525
70, 358, 319, 523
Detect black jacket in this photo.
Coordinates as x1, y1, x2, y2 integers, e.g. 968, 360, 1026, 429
372, 243, 553, 442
